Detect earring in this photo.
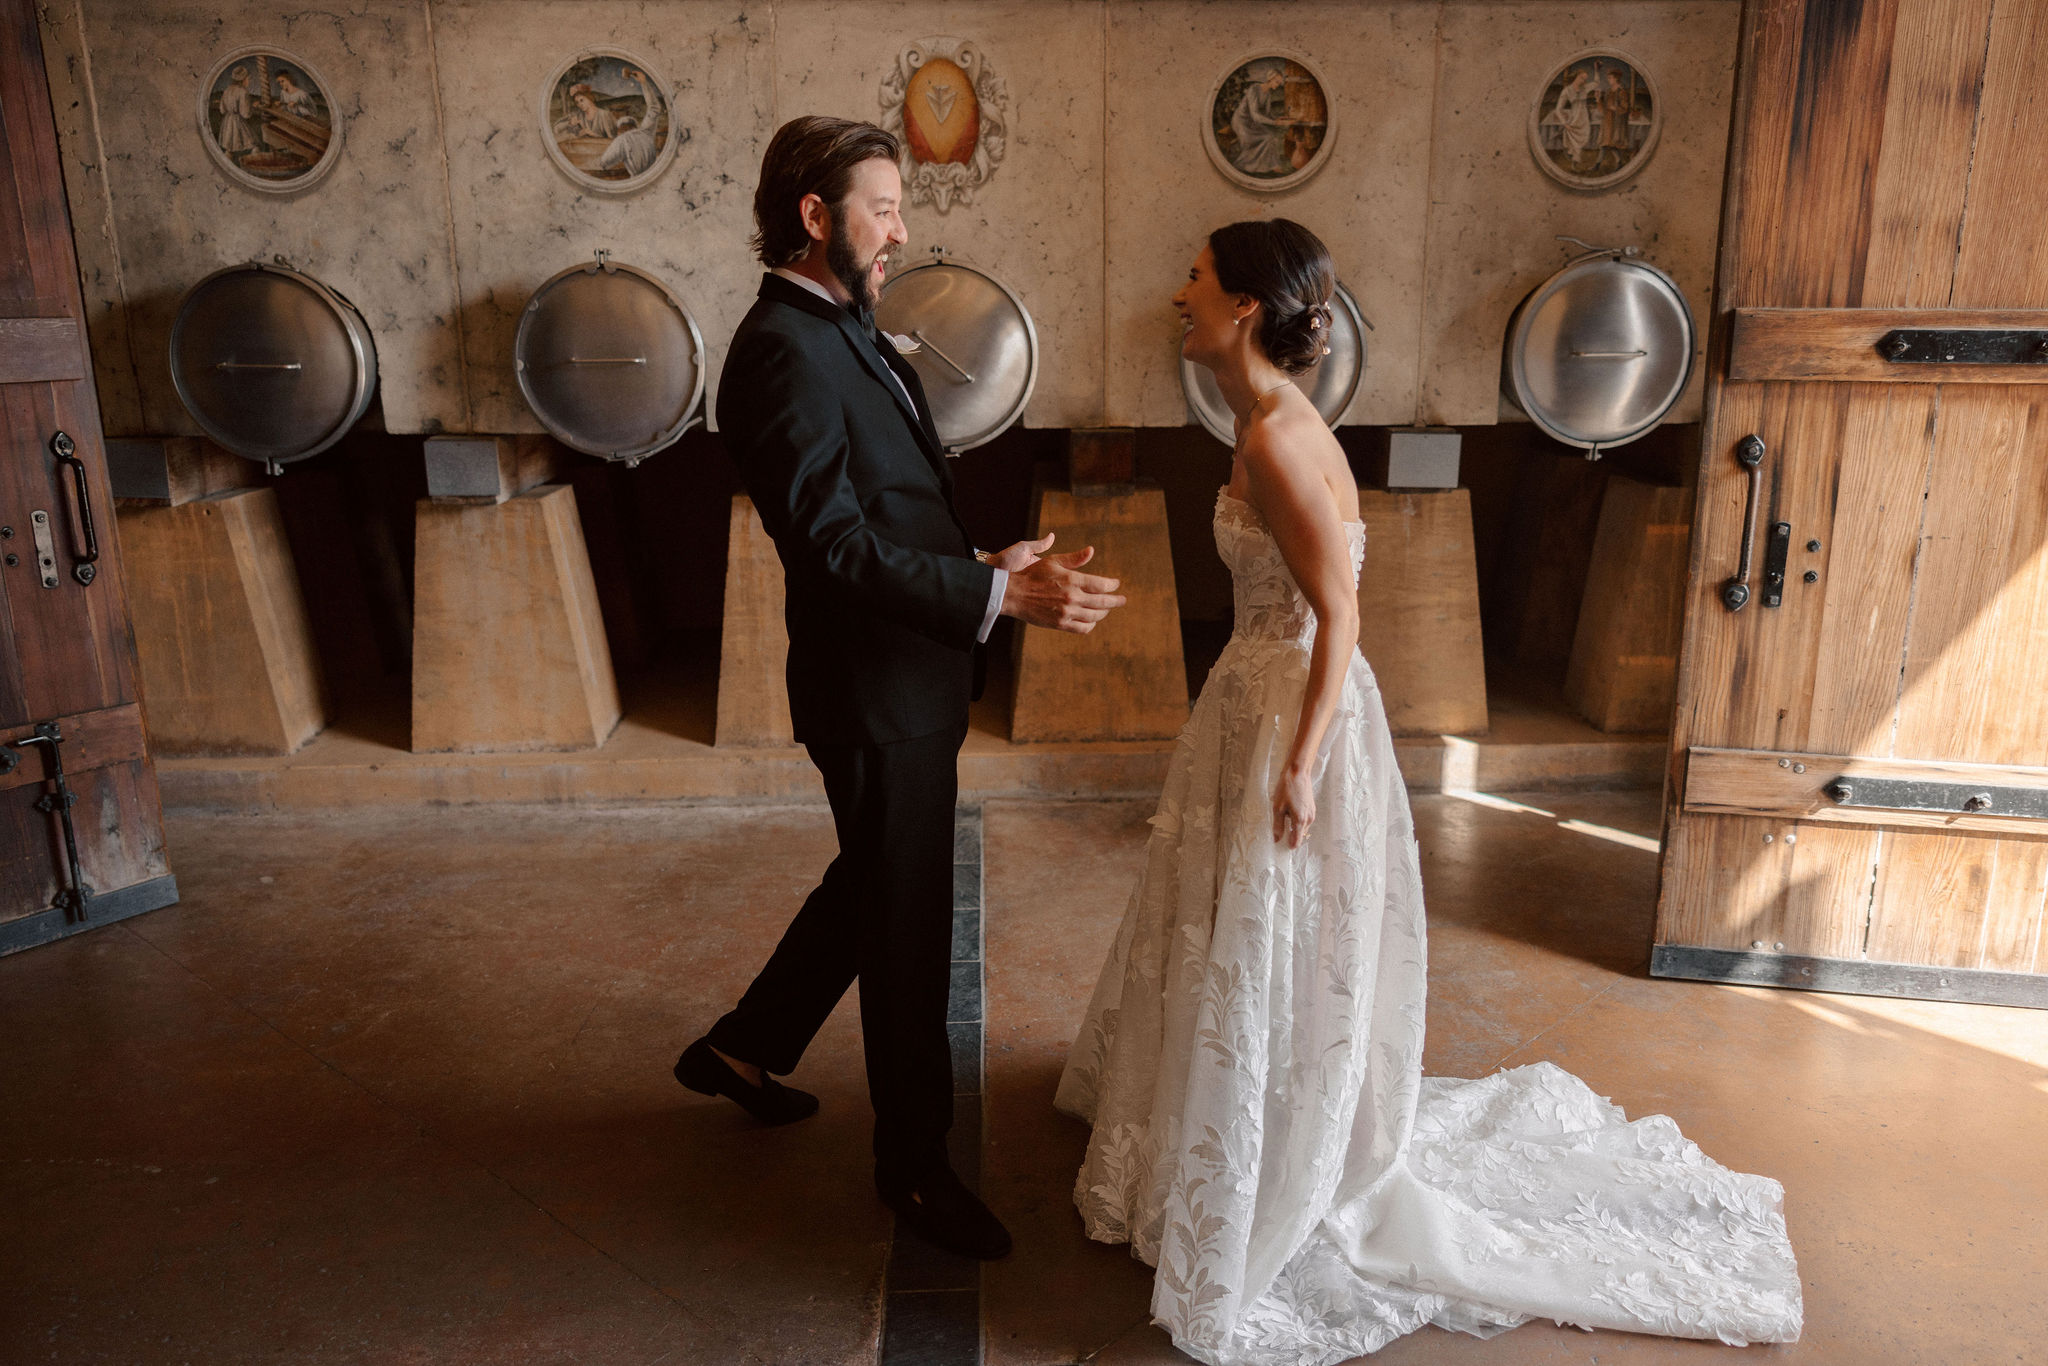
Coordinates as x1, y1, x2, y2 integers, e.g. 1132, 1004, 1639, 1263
1234, 316, 1245, 326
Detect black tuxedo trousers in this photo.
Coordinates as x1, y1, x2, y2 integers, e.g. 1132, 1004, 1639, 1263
706, 274, 998, 1187
705, 719, 966, 1185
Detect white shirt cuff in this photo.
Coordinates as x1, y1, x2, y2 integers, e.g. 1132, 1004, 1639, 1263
978, 566, 1007, 644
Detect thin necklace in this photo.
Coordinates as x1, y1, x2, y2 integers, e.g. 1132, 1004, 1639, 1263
1234, 380, 1292, 446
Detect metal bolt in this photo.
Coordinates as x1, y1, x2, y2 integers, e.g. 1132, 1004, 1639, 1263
1806, 539, 1821, 552
1752, 940, 1766, 949
1774, 942, 1785, 951
1804, 570, 1819, 583
1963, 793, 1993, 812
1778, 758, 1791, 768
1785, 832, 1798, 844
1762, 833, 1774, 843
1793, 763, 1806, 773
0, 525, 12, 538
2, 554, 15, 568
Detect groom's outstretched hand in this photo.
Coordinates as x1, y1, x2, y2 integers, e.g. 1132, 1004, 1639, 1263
999, 539, 1127, 634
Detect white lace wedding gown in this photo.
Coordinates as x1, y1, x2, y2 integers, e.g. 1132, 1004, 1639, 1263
1054, 489, 1802, 1366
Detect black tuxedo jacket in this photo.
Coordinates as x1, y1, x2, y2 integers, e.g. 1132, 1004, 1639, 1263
716, 273, 995, 747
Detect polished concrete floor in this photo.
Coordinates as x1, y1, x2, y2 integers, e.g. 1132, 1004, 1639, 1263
3, 792, 2043, 1364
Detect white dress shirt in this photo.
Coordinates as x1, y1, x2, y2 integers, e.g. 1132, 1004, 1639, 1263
766, 267, 1006, 643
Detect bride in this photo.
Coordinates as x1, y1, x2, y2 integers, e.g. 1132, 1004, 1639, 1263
1053, 219, 1803, 1365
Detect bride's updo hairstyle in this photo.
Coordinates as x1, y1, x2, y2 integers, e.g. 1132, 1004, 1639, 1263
1207, 218, 1337, 377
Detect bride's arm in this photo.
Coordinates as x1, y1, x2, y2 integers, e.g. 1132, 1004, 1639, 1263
1241, 429, 1361, 849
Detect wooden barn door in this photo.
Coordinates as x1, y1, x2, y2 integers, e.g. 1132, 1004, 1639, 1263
0, 0, 175, 953
1655, 0, 2048, 1007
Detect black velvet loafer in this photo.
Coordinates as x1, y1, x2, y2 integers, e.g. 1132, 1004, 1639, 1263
878, 1166, 1013, 1260
673, 1039, 819, 1126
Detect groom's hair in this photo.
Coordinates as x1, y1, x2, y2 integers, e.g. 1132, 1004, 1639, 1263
751, 116, 900, 267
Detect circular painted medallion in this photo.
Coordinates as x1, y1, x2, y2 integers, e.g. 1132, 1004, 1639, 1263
1204, 53, 1335, 193
539, 49, 679, 194
196, 47, 344, 194
1528, 50, 1661, 190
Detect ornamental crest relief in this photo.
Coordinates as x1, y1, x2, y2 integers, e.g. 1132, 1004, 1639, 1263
878, 38, 1009, 213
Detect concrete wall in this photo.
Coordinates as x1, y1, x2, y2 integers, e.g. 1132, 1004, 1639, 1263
42, 0, 1737, 439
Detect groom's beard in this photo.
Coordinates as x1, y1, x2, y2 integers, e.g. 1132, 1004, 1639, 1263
828, 215, 888, 321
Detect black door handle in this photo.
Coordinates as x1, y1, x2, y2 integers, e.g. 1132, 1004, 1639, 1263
49, 430, 97, 586
1720, 435, 1765, 612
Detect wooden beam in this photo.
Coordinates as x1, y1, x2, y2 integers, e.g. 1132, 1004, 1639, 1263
0, 316, 82, 384
1683, 745, 2048, 839
0, 703, 147, 793
1728, 307, 2048, 382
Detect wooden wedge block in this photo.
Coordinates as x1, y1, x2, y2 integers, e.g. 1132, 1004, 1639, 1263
1357, 489, 1488, 737
1566, 477, 1693, 733
714, 495, 794, 747
411, 484, 619, 753
116, 487, 326, 755
1011, 480, 1188, 743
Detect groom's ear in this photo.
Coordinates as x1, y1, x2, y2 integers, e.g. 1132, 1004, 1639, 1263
798, 192, 832, 244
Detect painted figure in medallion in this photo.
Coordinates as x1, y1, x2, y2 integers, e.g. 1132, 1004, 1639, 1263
1203, 54, 1334, 192
542, 52, 677, 192
1531, 50, 1660, 189
199, 49, 339, 192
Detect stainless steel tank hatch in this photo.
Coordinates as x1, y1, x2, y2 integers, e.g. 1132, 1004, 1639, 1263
873, 249, 1039, 454
514, 251, 706, 464
169, 260, 380, 473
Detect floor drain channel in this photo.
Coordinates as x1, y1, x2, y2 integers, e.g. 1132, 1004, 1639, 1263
877, 804, 985, 1365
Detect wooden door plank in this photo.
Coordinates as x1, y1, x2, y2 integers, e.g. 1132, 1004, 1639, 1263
1754, 0, 1902, 308
0, 1, 86, 312
1657, 807, 1875, 958
1802, 384, 1937, 753
1866, 828, 2048, 971
1952, 0, 2048, 307
1893, 389, 2048, 763
1977, 840, 2048, 971
0, 317, 81, 384
1862, 0, 1996, 307
1728, 308, 2048, 382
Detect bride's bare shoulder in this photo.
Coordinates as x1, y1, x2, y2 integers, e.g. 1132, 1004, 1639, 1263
1240, 406, 1353, 517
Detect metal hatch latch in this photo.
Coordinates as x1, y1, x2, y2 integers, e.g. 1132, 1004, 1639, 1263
1879, 329, 2048, 365
1825, 776, 2048, 819
5, 722, 93, 921
1761, 520, 1792, 608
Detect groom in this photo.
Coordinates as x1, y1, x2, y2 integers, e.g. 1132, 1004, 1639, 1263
675, 115, 1126, 1258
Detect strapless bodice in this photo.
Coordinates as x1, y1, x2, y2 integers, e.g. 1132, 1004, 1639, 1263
1212, 488, 1366, 649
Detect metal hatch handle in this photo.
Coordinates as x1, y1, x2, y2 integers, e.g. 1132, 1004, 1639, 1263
5, 723, 92, 922
1570, 349, 1648, 359
564, 356, 649, 365
1720, 434, 1766, 612
213, 361, 303, 371
912, 330, 976, 383
49, 431, 98, 586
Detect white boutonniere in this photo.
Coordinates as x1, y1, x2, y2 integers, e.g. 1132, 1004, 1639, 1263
883, 331, 922, 355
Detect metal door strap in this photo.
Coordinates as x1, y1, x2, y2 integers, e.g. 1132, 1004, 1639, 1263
4, 723, 93, 921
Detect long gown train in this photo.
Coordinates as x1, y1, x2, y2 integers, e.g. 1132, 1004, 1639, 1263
1053, 490, 1802, 1366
